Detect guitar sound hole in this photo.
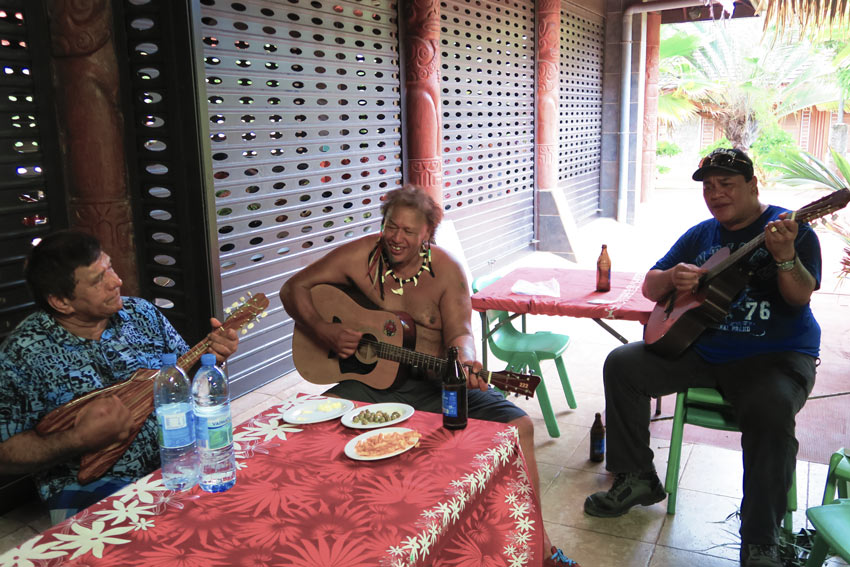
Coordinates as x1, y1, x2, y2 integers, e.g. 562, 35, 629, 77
355, 333, 379, 363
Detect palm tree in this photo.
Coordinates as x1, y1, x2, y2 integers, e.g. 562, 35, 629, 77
658, 19, 840, 151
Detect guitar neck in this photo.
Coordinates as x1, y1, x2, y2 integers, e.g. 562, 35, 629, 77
704, 231, 767, 280
365, 338, 446, 374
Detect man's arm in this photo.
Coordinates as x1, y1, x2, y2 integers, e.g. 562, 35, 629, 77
437, 258, 487, 391
0, 395, 132, 475
765, 216, 818, 306
642, 263, 707, 302
279, 238, 367, 358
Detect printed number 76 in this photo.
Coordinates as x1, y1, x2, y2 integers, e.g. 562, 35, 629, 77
744, 301, 770, 321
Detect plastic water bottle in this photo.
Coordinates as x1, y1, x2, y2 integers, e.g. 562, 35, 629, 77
153, 353, 198, 491
192, 353, 236, 493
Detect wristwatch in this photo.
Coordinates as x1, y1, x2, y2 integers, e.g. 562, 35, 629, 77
776, 255, 796, 271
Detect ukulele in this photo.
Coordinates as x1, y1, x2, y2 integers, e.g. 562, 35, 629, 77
644, 189, 850, 358
292, 284, 541, 398
35, 293, 269, 484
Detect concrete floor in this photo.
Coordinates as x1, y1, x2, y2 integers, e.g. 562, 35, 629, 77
2, 184, 849, 566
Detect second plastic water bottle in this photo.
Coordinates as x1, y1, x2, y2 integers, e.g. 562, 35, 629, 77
153, 353, 198, 491
192, 353, 236, 493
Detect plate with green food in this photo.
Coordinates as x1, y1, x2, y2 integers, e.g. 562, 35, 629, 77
340, 403, 415, 429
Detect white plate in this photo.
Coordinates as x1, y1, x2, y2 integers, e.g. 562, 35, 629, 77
344, 427, 421, 461
340, 403, 415, 429
282, 398, 355, 424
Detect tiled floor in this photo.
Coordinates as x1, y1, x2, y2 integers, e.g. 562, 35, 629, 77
2, 184, 849, 566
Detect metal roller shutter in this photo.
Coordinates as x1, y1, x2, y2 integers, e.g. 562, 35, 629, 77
558, 1, 604, 225
439, 0, 535, 276
196, 0, 402, 394
0, 1, 65, 338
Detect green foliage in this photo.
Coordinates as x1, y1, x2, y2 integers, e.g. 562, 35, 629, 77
750, 122, 799, 174
656, 140, 681, 158
700, 138, 732, 156
765, 148, 848, 189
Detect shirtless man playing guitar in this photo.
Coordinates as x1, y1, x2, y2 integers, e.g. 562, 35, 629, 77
281, 184, 577, 566
0, 230, 239, 524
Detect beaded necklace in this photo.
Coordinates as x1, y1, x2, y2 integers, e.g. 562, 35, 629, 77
367, 240, 435, 298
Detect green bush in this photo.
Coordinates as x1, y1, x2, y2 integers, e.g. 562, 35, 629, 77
656, 140, 681, 158
750, 123, 799, 174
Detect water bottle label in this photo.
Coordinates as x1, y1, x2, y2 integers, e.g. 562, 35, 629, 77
156, 407, 194, 448
195, 411, 233, 450
442, 390, 459, 418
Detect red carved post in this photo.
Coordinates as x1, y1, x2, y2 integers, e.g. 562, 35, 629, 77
48, 0, 140, 296
641, 13, 661, 203
535, 0, 560, 194
401, 0, 443, 205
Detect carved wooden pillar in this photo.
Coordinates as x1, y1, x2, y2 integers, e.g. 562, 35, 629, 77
535, 0, 559, 194
534, 0, 578, 259
641, 13, 661, 203
402, 0, 443, 205
48, 0, 140, 295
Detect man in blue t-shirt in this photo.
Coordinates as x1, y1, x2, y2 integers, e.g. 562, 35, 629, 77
583, 149, 820, 567
0, 230, 239, 523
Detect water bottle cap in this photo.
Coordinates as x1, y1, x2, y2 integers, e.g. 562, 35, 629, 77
200, 353, 216, 366
161, 352, 177, 366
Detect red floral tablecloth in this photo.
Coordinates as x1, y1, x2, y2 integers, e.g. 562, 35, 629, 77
1, 393, 543, 567
471, 267, 655, 323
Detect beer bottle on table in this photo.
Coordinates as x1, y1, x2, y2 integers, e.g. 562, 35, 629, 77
596, 244, 611, 292
590, 412, 605, 462
442, 346, 468, 430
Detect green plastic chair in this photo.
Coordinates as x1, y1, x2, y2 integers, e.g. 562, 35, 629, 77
805, 448, 850, 567
471, 273, 576, 438
664, 387, 796, 534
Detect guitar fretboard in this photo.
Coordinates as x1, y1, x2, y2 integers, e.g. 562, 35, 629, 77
362, 337, 447, 374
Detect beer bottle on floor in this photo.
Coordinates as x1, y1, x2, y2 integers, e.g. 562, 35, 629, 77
590, 412, 605, 462
596, 244, 611, 292
442, 346, 468, 430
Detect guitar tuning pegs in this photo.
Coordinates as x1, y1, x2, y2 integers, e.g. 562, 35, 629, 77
224, 307, 232, 315
247, 322, 255, 329
231, 302, 239, 309
261, 311, 268, 318
239, 296, 246, 303
241, 329, 248, 335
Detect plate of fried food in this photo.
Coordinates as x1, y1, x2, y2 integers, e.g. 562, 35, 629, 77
340, 403, 414, 429
281, 397, 355, 424
344, 427, 422, 461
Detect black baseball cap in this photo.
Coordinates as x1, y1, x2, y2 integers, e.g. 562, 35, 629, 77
692, 148, 754, 181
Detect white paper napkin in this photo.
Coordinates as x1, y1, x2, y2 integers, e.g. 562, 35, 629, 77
510, 278, 561, 297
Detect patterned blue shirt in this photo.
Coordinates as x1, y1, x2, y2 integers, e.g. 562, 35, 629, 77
0, 297, 189, 502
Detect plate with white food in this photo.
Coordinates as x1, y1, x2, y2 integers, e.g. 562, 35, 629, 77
340, 403, 415, 429
282, 397, 355, 424
344, 427, 422, 461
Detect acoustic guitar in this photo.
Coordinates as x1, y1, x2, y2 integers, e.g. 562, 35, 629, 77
292, 284, 541, 398
35, 293, 269, 485
644, 189, 850, 358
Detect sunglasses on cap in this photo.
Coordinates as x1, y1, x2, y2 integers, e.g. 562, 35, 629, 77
697, 150, 751, 170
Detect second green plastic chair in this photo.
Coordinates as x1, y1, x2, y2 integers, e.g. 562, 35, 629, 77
805, 448, 850, 567
472, 273, 576, 438
664, 387, 796, 535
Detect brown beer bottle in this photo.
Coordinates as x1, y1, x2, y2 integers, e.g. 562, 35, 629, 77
596, 244, 611, 292
441, 346, 468, 430
590, 412, 605, 462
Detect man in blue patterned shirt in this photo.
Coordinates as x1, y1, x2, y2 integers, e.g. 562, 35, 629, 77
0, 230, 238, 523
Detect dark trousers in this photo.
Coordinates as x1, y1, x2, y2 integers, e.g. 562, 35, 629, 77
603, 342, 816, 545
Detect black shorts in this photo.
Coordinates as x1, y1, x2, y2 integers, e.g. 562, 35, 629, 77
324, 378, 527, 423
